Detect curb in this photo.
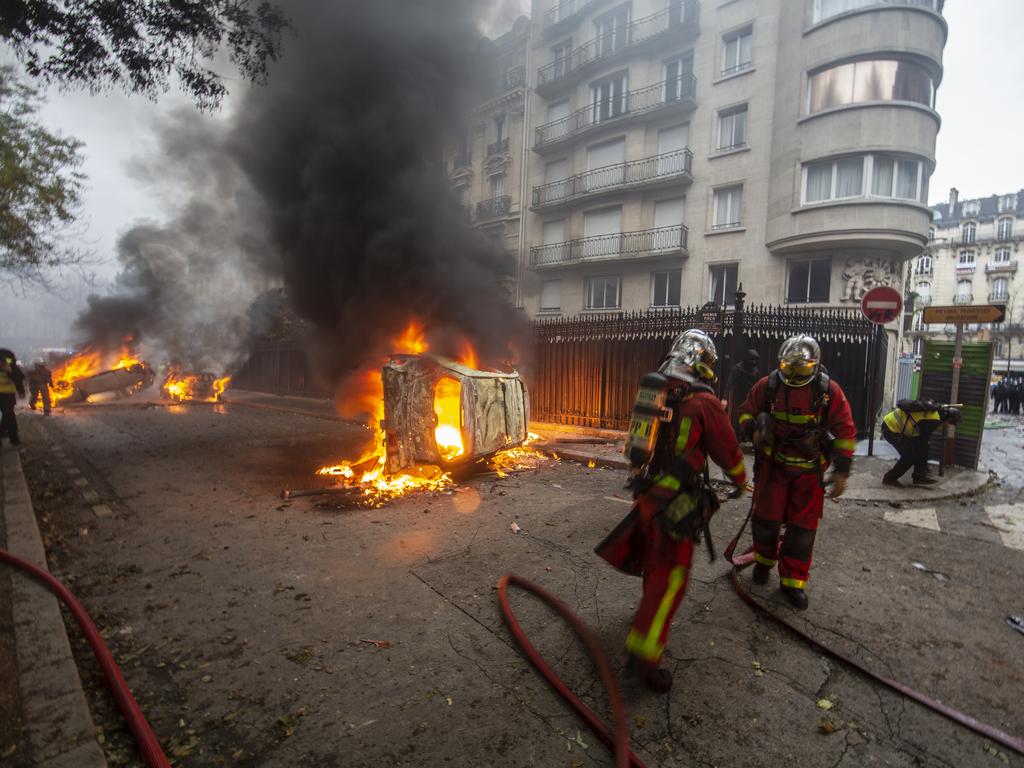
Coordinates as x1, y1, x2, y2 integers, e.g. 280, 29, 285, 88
1, 447, 107, 768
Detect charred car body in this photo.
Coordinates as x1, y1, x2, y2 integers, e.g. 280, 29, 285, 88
64, 364, 155, 403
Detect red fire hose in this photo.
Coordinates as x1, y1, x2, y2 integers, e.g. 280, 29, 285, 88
0, 549, 171, 768
497, 574, 645, 768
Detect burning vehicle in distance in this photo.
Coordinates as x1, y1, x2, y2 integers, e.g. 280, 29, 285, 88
60, 362, 156, 403
161, 370, 231, 403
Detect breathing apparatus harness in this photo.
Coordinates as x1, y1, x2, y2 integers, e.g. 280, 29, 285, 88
757, 367, 834, 485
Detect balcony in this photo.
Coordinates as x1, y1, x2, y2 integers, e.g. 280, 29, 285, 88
986, 260, 1018, 274
955, 263, 976, 275
914, 266, 933, 277
452, 151, 472, 170
476, 196, 512, 221
536, 3, 699, 94
530, 224, 688, 268
487, 137, 510, 157
542, 0, 616, 36
532, 149, 693, 210
534, 76, 697, 152
953, 294, 973, 305
989, 292, 1010, 303
502, 66, 525, 91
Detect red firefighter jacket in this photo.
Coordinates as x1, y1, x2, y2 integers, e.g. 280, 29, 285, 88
649, 389, 747, 498
738, 374, 856, 475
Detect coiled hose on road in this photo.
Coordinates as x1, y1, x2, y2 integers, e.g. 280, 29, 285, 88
0, 548, 171, 768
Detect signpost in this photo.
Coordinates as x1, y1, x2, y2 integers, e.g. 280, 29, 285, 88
921, 303, 1005, 471
860, 287, 903, 456
698, 301, 723, 334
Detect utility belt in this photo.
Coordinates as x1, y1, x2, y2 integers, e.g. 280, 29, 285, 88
635, 460, 720, 557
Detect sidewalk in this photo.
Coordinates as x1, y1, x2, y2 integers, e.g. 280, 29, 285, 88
1, 447, 106, 768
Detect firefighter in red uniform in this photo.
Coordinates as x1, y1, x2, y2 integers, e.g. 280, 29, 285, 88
596, 330, 747, 692
738, 335, 856, 610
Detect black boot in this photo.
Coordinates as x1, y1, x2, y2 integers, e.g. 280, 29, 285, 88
781, 586, 808, 610
913, 477, 938, 486
752, 563, 771, 585
882, 475, 901, 487
626, 655, 673, 693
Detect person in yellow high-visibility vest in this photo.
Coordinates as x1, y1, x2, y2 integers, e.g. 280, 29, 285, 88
0, 349, 26, 446
881, 400, 960, 487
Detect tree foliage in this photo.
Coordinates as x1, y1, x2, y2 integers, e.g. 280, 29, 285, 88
1, 0, 288, 109
0, 66, 86, 285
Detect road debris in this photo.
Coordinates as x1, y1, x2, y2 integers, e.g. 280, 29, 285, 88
911, 561, 949, 582
821, 718, 837, 735
510, 521, 522, 534
816, 698, 834, 711
359, 639, 392, 649
1007, 615, 1024, 637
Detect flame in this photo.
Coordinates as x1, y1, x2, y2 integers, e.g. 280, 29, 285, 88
456, 339, 479, 370
394, 321, 428, 355
162, 368, 232, 402
434, 376, 464, 461
49, 346, 142, 402
488, 433, 553, 479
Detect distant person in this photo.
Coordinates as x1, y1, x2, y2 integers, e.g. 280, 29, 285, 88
1010, 379, 1022, 415
724, 349, 760, 440
0, 349, 26, 446
27, 360, 53, 415
881, 400, 961, 486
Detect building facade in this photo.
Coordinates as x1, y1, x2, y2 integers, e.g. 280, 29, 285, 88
515, 0, 946, 318
905, 188, 1024, 369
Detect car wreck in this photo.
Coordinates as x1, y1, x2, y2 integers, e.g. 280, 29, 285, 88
63, 363, 155, 403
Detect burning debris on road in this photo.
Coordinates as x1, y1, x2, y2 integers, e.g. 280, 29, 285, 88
161, 369, 231, 403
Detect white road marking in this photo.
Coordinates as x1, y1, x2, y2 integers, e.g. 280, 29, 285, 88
604, 496, 633, 505
883, 506, 941, 532
985, 504, 1024, 551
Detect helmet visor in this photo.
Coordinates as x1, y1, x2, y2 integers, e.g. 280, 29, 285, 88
779, 358, 816, 386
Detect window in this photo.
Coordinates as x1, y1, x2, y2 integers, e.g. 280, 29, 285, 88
961, 222, 976, 244
594, 5, 630, 58
713, 185, 743, 229
997, 218, 1013, 241
994, 247, 1011, 263
955, 279, 973, 303
991, 277, 1009, 301
916, 255, 932, 274
916, 281, 931, 306
722, 26, 753, 76
998, 194, 1018, 213
717, 105, 748, 151
585, 275, 621, 310
962, 200, 980, 218
551, 40, 573, 79
669, 0, 691, 25
709, 264, 739, 307
807, 59, 934, 114
651, 270, 682, 307
494, 115, 505, 144
928, 226, 935, 241
958, 250, 975, 267
801, 154, 926, 205
489, 173, 506, 198
787, 258, 831, 303
543, 219, 566, 245
664, 55, 693, 102
592, 72, 628, 123
814, 0, 941, 24
540, 280, 562, 312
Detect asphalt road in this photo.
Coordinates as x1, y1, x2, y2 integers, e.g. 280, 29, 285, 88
13, 399, 1024, 768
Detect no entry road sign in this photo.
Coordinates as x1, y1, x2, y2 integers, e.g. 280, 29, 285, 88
860, 286, 903, 325
922, 304, 1006, 325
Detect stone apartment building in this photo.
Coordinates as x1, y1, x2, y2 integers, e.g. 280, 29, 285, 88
905, 188, 1024, 368
498, 0, 946, 318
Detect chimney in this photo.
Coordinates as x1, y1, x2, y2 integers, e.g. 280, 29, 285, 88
948, 187, 959, 210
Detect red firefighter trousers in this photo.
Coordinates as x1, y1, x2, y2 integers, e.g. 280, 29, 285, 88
625, 494, 694, 665
751, 466, 824, 590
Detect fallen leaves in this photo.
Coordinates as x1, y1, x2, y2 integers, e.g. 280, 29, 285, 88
816, 698, 834, 711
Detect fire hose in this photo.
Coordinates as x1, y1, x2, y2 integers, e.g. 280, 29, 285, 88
0, 548, 171, 768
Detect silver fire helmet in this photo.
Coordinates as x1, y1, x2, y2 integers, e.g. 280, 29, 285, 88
778, 335, 821, 387
660, 329, 718, 383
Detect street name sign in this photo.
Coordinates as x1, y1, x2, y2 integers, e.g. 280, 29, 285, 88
922, 304, 1006, 325
860, 285, 903, 325
697, 301, 723, 334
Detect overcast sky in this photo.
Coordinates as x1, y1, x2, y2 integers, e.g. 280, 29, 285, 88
16, 0, 1024, 294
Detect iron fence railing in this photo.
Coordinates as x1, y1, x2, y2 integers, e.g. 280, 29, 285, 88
535, 75, 696, 149
476, 195, 512, 220
532, 149, 693, 208
487, 137, 510, 156
537, 3, 698, 89
953, 294, 974, 304
986, 260, 1018, 273
502, 66, 526, 90
989, 292, 1010, 302
530, 224, 687, 267
542, 0, 615, 31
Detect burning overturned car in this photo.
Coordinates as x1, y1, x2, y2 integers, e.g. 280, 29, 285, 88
51, 350, 156, 404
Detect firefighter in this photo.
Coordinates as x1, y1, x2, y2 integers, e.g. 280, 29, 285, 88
0, 349, 26, 446
27, 359, 53, 415
738, 335, 856, 610
881, 400, 960, 486
596, 330, 747, 692
724, 349, 760, 440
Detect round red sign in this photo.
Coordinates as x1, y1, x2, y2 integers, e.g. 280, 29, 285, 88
860, 285, 903, 325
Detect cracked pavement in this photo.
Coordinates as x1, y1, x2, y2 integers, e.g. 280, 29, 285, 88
8, 400, 1024, 767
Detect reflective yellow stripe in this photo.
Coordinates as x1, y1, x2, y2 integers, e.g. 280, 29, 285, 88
772, 411, 816, 424
625, 565, 687, 662
655, 475, 681, 492
738, 413, 753, 424
675, 416, 692, 455
780, 577, 806, 590
763, 446, 820, 469
833, 438, 856, 452
754, 553, 777, 567
726, 459, 745, 478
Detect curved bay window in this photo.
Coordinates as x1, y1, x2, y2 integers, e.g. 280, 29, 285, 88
801, 153, 927, 205
807, 59, 934, 115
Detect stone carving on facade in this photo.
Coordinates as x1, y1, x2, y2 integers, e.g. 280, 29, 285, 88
839, 257, 902, 302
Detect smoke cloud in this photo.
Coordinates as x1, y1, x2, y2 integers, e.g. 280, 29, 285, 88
75, 0, 528, 390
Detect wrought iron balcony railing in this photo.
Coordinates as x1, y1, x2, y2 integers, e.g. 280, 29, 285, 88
989, 292, 1010, 303
487, 137, 510, 157
955, 263, 976, 274
530, 224, 688, 267
537, 3, 698, 90
542, 0, 615, 31
476, 195, 512, 220
535, 75, 697, 150
986, 260, 1018, 273
914, 265, 933, 277
502, 66, 526, 90
532, 149, 693, 208
953, 294, 973, 305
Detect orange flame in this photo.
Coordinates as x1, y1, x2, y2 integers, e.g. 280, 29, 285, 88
50, 346, 142, 402
456, 339, 479, 370
162, 368, 232, 403
394, 321, 428, 355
